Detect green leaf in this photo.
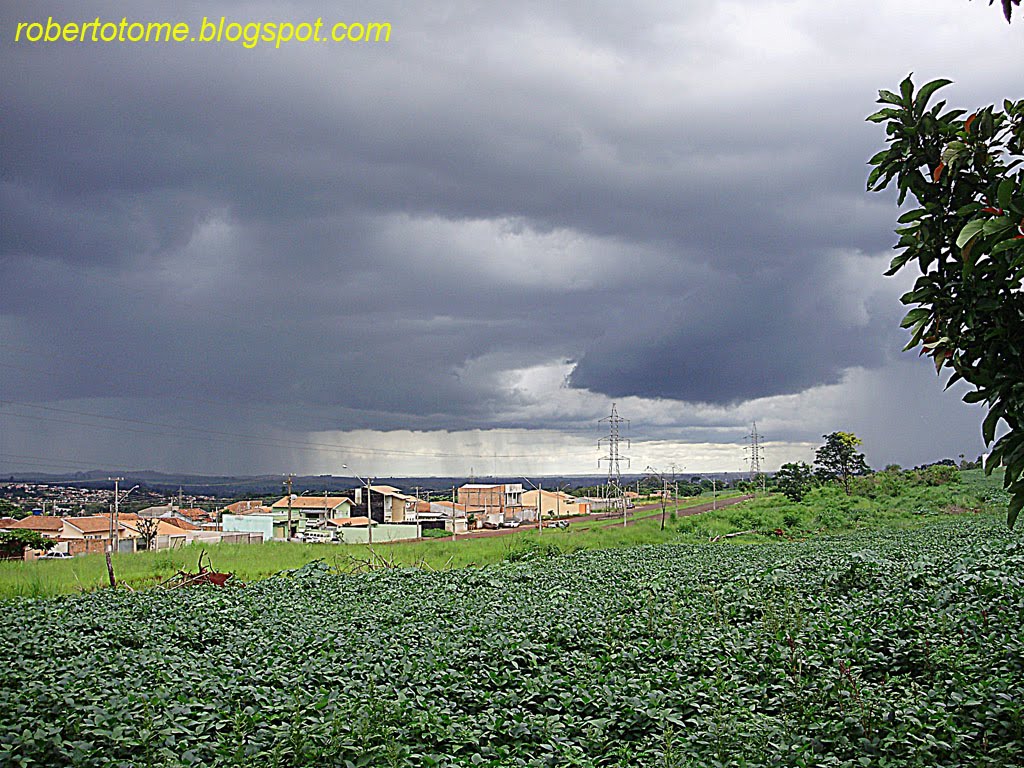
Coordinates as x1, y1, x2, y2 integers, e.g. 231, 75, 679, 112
867, 108, 901, 123
877, 89, 903, 107
941, 141, 968, 166
962, 389, 989, 404
983, 408, 1003, 445
900, 308, 930, 329
982, 217, 1014, 236
1008, 492, 1023, 528
886, 251, 913, 276
897, 209, 928, 223
956, 220, 986, 249
914, 78, 953, 113
997, 178, 1015, 210
992, 238, 1024, 254
956, 202, 984, 216
899, 75, 914, 106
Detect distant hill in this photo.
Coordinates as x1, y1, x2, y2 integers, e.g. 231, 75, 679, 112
3, 470, 746, 499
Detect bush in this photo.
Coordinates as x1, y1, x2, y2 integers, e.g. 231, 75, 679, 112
421, 528, 451, 539
503, 539, 563, 562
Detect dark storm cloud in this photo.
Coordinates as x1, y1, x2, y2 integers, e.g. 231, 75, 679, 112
1, 0, 1015, 471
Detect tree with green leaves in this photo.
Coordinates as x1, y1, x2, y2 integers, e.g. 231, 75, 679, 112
0, 499, 28, 519
814, 432, 870, 496
866, 12, 1024, 525
774, 461, 816, 502
0, 530, 55, 559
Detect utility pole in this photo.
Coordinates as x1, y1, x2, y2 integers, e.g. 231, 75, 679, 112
537, 480, 543, 534
661, 476, 668, 530
598, 403, 630, 527
105, 477, 123, 588
366, 476, 373, 547
670, 463, 679, 515
745, 422, 766, 494
452, 485, 457, 541
283, 474, 294, 541
712, 478, 717, 510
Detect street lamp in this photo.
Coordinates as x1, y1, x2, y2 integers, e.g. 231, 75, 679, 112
342, 465, 374, 546
105, 479, 138, 589
521, 477, 545, 534
108, 480, 139, 552
646, 466, 671, 531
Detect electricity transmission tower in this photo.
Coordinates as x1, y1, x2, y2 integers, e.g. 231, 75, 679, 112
598, 403, 631, 526
744, 421, 766, 493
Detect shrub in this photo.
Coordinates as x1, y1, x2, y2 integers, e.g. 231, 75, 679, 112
421, 528, 451, 539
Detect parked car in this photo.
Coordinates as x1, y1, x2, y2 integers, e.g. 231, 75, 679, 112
39, 551, 72, 559
501, 520, 521, 528
544, 520, 570, 529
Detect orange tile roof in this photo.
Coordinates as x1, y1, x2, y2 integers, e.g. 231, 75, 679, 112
270, 496, 354, 510
177, 508, 210, 519
64, 516, 118, 534
7, 516, 64, 531
161, 517, 199, 531
220, 500, 269, 514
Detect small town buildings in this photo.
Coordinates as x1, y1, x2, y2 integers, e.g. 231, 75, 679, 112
368, 485, 421, 524
137, 504, 176, 519
138, 504, 215, 526
270, 496, 356, 537
421, 501, 474, 533
219, 513, 277, 541
340, 486, 425, 525
457, 483, 526, 527
522, 489, 591, 519
59, 514, 142, 555
218, 500, 271, 516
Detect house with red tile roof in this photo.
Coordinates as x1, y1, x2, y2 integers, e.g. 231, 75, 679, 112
4, 515, 65, 539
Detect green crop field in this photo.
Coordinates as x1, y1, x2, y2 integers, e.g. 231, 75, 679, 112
1, 510, 1022, 767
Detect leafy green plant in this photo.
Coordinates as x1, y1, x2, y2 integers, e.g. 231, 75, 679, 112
1, 515, 1021, 767
774, 461, 816, 502
0, 529, 55, 558
867, 74, 1024, 525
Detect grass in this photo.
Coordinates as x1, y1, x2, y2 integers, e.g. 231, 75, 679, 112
0, 472, 1007, 599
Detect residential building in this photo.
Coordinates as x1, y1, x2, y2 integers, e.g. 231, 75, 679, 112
522, 489, 591, 519
457, 483, 526, 527
2, 515, 64, 540
218, 500, 271, 516
268, 496, 358, 538
342, 486, 422, 525
60, 515, 141, 555
421, 501, 473, 533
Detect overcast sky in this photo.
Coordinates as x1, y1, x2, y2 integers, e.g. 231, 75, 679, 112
1, 0, 1018, 477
